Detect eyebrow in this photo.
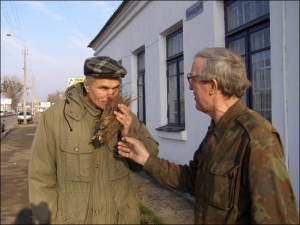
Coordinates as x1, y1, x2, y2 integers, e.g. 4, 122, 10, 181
98, 84, 120, 89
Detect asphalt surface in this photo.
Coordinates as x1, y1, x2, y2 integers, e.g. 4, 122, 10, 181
1, 113, 194, 224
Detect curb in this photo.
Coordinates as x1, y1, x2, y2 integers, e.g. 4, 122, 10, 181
1, 124, 19, 140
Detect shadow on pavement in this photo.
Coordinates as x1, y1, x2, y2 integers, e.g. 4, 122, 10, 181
13, 208, 35, 225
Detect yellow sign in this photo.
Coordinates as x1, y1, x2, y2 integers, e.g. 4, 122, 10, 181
68, 78, 85, 87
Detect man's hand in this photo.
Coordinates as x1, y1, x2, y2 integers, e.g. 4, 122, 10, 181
114, 104, 132, 137
117, 137, 150, 166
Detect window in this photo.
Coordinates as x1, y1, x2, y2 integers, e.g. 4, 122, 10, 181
225, 0, 271, 122
166, 28, 185, 128
137, 51, 146, 124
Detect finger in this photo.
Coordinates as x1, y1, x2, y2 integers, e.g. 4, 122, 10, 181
117, 141, 129, 148
122, 136, 137, 145
118, 150, 129, 158
117, 104, 129, 114
114, 111, 129, 124
114, 112, 126, 125
117, 145, 130, 153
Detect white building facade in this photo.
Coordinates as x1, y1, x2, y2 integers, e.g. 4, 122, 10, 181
88, 1, 299, 212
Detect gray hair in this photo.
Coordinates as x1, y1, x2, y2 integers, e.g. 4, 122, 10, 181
195, 47, 251, 98
84, 76, 96, 87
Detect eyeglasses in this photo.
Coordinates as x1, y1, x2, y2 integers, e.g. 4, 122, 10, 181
187, 73, 198, 85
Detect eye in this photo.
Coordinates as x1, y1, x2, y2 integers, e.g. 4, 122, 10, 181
99, 87, 108, 91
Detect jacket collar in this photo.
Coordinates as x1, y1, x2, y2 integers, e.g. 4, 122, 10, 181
65, 83, 102, 121
208, 99, 247, 142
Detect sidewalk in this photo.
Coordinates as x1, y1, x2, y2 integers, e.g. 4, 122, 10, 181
1, 112, 195, 224
130, 171, 195, 224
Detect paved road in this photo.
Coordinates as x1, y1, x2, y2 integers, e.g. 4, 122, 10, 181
1, 113, 195, 224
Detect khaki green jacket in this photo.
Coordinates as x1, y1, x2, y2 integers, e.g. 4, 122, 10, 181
28, 83, 159, 224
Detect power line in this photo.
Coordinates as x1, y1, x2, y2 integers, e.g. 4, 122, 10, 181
63, 1, 86, 40
57, 1, 87, 50
1, 2, 22, 49
11, 1, 26, 44
10, 2, 22, 41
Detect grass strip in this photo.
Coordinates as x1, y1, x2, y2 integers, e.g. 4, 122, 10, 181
140, 204, 164, 224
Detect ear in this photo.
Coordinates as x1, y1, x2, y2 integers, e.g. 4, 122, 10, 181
209, 79, 218, 94
84, 82, 90, 93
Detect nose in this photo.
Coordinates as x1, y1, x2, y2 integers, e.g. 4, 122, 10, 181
107, 88, 117, 99
108, 89, 113, 95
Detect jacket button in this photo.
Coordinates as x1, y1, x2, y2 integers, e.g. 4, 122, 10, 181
74, 147, 78, 151
95, 210, 99, 214
62, 216, 67, 221
126, 204, 130, 209
94, 164, 99, 168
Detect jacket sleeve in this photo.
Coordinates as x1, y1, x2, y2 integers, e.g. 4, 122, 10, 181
142, 146, 200, 195
126, 112, 159, 172
28, 112, 57, 224
247, 130, 299, 224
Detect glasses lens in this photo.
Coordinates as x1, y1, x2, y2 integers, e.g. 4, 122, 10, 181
187, 73, 192, 85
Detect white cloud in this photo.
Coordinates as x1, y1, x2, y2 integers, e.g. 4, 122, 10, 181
23, 1, 64, 21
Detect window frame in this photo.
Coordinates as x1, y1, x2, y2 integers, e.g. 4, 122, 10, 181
137, 51, 146, 124
225, 0, 271, 122
166, 28, 185, 128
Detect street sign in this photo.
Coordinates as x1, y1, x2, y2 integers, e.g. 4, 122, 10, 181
1, 99, 12, 105
68, 78, 84, 87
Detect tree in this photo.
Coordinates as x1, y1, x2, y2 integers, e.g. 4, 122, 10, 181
47, 90, 65, 104
1, 75, 23, 110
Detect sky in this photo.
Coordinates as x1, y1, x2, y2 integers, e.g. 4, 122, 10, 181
1, 1, 122, 102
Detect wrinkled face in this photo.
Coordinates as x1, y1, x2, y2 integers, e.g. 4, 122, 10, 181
189, 57, 212, 113
84, 78, 120, 110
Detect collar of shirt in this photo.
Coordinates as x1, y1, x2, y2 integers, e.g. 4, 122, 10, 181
208, 99, 247, 142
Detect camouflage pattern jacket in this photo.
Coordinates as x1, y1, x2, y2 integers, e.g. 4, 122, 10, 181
28, 83, 159, 224
144, 99, 299, 224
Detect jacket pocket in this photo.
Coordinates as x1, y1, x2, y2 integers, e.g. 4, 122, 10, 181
209, 161, 239, 210
61, 140, 93, 182
56, 191, 89, 224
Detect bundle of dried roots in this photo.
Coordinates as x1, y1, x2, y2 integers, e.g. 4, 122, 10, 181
91, 92, 137, 148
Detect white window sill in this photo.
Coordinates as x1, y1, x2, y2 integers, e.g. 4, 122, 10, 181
157, 130, 187, 141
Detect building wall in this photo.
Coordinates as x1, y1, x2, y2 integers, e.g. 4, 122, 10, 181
270, 1, 299, 213
90, 1, 299, 212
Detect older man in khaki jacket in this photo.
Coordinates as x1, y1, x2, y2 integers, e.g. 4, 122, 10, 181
28, 56, 159, 224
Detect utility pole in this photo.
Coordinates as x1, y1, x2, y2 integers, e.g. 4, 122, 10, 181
7, 33, 27, 124
31, 76, 37, 116
23, 44, 27, 124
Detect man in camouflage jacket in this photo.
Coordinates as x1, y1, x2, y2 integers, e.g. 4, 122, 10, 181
28, 56, 159, 224
117, 48, 299, 224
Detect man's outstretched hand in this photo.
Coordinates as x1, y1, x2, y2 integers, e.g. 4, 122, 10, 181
117, 136, 150, 166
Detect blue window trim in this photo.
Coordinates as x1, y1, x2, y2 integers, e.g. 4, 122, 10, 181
156, 28, 185, 132
137, 51, 146, 124
166, 56, 184, 127
225, 0, 271, 121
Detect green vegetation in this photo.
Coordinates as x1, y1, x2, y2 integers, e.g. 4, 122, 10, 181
140, 204, 164, 224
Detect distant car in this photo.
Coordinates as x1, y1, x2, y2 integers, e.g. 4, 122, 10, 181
6, 111, 13, 116
17, 111, 33, 124
0, 111, 4, 117
1, 121, 4, 132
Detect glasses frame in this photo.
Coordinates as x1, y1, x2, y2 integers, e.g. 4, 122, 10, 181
187, 73, 199, 85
